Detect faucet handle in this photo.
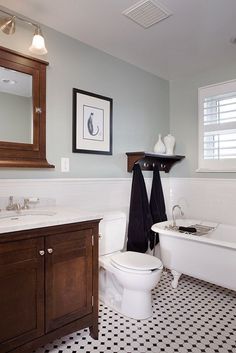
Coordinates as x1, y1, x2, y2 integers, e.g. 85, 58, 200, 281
22, 198, 30, 209
6, 196, 14, 210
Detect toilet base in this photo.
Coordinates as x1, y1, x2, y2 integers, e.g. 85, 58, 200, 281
99, 265, 160, 320
121, 289, 152, 319
100, 289, 153, 320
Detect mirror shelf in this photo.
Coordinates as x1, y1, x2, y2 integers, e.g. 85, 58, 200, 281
0, 46, 54, 168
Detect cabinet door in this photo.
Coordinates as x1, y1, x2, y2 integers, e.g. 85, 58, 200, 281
45, 228, 93, 332
0, 237, 44, 353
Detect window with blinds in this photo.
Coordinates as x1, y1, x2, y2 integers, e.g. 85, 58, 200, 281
198, 80, 236, 171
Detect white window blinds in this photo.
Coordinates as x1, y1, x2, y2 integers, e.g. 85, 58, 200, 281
198, 80, 236, 171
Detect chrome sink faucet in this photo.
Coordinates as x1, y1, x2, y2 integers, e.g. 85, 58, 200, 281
6, 196, 38, 211
22, 198, 30, 210
172, 204, 184, 227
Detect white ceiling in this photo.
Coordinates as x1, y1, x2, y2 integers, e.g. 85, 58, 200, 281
1, 0, 236, 80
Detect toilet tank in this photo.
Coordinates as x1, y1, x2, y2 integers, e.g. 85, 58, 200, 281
99, 211, 126, 256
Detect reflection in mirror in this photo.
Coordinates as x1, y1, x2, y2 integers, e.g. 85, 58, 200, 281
0, 66, 33, 144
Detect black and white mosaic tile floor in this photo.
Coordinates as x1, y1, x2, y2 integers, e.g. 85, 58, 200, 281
35, 272, 236, 353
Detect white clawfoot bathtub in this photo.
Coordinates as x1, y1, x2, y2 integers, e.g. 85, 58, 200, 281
152, 219, 236, 291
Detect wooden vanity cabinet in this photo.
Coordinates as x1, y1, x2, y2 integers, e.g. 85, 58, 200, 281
0, 220, 100, 353
0, 237, 45, 353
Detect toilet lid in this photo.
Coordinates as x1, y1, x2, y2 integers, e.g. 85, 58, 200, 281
111, 251, 162, 271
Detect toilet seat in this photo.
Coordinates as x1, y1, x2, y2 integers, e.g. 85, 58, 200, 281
111, 251, 163, 273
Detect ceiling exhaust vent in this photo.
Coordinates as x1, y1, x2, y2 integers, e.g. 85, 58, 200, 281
122, 0, 172, 28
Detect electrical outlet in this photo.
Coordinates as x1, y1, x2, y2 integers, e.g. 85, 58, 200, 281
61, 157, 70, 172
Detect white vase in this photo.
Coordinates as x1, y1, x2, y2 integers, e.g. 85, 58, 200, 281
164, 134, 175, 155
154, 134, 166, 154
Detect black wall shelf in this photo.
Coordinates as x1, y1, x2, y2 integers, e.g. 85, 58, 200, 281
126, 152, 185, 173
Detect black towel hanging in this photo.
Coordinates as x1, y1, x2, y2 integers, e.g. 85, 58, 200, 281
127, 164, 153, 253
149, 164, 167, 250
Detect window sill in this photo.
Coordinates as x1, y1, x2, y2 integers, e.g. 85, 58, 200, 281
196, 168, 236, 173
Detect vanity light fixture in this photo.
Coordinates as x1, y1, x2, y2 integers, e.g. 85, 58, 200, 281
0, 15, 16, 35
0, 9, 47, 55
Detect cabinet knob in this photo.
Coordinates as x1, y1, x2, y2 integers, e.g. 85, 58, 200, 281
35, 107, 42, 114
39, 250, 45, 256
47, 248, 53, 254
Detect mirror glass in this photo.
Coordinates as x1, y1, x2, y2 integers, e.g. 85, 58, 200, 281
0, 66, 33, 144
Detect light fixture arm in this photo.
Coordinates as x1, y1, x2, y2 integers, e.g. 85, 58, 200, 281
0, 8, 39, 29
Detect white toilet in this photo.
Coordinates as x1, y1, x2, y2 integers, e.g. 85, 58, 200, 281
99, 211, 163, 320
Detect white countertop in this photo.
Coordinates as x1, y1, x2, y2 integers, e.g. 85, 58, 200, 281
0, 207, 102, 234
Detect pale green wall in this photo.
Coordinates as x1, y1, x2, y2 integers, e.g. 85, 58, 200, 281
170, 63, 236, 178
0, 24, 169, 178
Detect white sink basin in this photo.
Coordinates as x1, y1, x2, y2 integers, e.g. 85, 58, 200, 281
0, 210, 57, 220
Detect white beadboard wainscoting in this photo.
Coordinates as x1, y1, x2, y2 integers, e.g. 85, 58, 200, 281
1, 177, 236, 257
1, 177, 236, 225
0, 177, 171, 217
170, 178, 236, 226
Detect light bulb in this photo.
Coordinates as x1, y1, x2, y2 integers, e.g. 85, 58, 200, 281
29, 27, 48, 55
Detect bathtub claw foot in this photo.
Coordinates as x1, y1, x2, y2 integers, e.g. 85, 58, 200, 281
171, 270, 182, 289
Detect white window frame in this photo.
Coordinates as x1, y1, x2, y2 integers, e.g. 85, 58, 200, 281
198, 79, 236, 172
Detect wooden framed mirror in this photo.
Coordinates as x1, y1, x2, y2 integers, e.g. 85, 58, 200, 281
0, 46, 54, 168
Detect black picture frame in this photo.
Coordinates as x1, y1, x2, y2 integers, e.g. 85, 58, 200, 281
73, 88, 113, 155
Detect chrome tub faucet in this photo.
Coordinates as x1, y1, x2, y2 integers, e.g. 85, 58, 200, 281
172, 204, 184, 227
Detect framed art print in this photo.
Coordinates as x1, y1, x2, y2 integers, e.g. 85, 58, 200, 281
73, 88, 113, 155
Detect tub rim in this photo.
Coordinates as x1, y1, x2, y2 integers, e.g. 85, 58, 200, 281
152, 219, 236, 251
